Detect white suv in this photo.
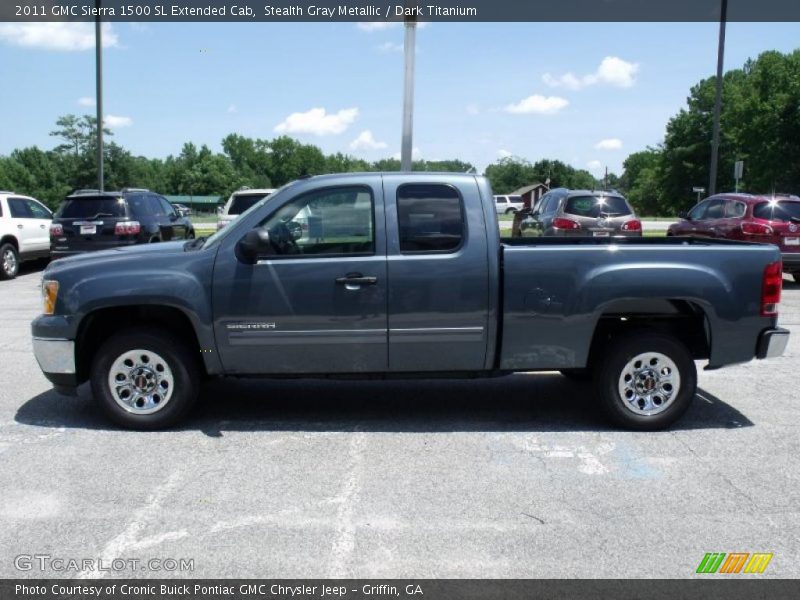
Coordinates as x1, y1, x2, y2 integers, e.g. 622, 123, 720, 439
217, 188, 276, 231
0, 191, 53, 280
494, 194, 524, 215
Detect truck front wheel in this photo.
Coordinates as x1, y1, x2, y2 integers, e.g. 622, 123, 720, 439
595, 332, 696, 431
90, 328, 200, 430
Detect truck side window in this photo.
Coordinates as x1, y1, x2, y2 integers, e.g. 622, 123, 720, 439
258, 186, 375, 257
397, 184, 464, 253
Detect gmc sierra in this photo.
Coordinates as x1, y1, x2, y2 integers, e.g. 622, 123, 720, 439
32, 173, 789, 430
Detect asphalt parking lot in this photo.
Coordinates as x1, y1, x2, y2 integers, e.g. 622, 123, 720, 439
1, 263, 798, 579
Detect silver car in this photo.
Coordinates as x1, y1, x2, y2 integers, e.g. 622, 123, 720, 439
517, 189, 642, 237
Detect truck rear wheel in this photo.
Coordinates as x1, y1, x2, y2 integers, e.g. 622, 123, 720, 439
595, 331, 696, 431
90, 328, 200, 430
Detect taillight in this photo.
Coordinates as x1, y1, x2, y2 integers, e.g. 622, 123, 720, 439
115, 221, 141, 236
621, 219, 642, 232
761, 260, 782, 317
742, 222, 773, 236
552, 217, 580, 230
49, 223, 63, 237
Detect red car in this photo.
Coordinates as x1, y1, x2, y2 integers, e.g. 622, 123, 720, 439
668, 193, 800, 282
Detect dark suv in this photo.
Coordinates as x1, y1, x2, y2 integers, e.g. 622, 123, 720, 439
50, 189, 195, 259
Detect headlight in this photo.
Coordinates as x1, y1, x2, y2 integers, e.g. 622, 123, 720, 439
42, 280, 59, 315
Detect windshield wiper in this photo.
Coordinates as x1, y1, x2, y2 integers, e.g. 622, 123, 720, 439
88, 212, 114, 220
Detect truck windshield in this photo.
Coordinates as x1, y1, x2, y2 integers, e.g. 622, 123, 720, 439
753, 200, 800, 222
564, 195, 632, 218
229, 193, 271, 215
55, 197, 127, 219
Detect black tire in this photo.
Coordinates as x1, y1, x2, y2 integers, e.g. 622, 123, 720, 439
560, 368, 593, 382
505, 208, 516, 215
187, 230, 195, 240
595, 331, 696, 431
0, 243, 19, 280
90, 327, 200, 430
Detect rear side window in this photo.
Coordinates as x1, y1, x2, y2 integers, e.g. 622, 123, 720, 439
127, 194, 151, 217
230, 193, 270, 215
564, 195, 632, 218
725, 201, 746, 218
55, 196, 127, 219
147, 195, 165, 216
8, 198, 31, 218
753, 201, 800, 222
397, 184, 464, 253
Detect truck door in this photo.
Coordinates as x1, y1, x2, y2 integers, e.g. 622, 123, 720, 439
212, 178, 388, 374
383, 175, 491, 372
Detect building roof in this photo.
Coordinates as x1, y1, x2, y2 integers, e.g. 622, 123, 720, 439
164, 195, 222, 205
510, 182, 548, 196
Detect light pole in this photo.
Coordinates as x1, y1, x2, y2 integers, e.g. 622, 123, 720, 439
708, 0, 728, 196
400, 15, 416, 172
95, 1, 104, 191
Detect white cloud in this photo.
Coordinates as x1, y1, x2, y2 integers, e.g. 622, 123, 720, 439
587, 160, 603, 172
350, 130, 388, 151
543, 56, 639, 90
77, 97, 95, 108
377, 41, 403, 53
504, 94, 569, 115
542, 72, 584, 90
227, 104, 237, 114
595, 138, 623, 150
466, 103, 480, 115
274, 107, 359, 136
0, 23, 118, 52
497, 149, 513, 159
104, 115, 133, 129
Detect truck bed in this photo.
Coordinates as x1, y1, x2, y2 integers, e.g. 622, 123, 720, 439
498, 236, 780, 370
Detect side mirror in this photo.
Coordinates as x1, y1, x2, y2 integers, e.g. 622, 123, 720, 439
236, 229, 273, 263
678, 211, 689, 220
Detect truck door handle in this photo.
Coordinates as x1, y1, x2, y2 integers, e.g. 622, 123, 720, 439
335, 273, 377, 287
17, 224, 23, 229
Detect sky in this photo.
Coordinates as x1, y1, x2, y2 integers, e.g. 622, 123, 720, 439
0, 21, 798, 176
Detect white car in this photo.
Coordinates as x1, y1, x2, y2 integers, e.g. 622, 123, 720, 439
217, 188, 276, 231
0, 191, 53, 280
494, 194, 524, 215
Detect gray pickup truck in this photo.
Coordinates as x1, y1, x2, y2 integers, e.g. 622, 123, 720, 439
32, 173, 789, 430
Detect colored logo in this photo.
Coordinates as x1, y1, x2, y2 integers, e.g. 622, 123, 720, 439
696, 552, 773, 574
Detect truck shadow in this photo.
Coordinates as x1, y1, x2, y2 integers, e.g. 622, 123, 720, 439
15, 373, 753, 434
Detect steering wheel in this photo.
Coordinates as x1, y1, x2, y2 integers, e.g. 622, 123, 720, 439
269, 221, 300, 254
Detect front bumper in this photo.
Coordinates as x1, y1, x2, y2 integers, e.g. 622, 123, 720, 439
32, 337, 77, 390
756, 328, 790, 359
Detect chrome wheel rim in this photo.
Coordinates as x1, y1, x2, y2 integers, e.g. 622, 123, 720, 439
108, 349, 174, 414
617, 352, 681, 416
2, 248, 16, 275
